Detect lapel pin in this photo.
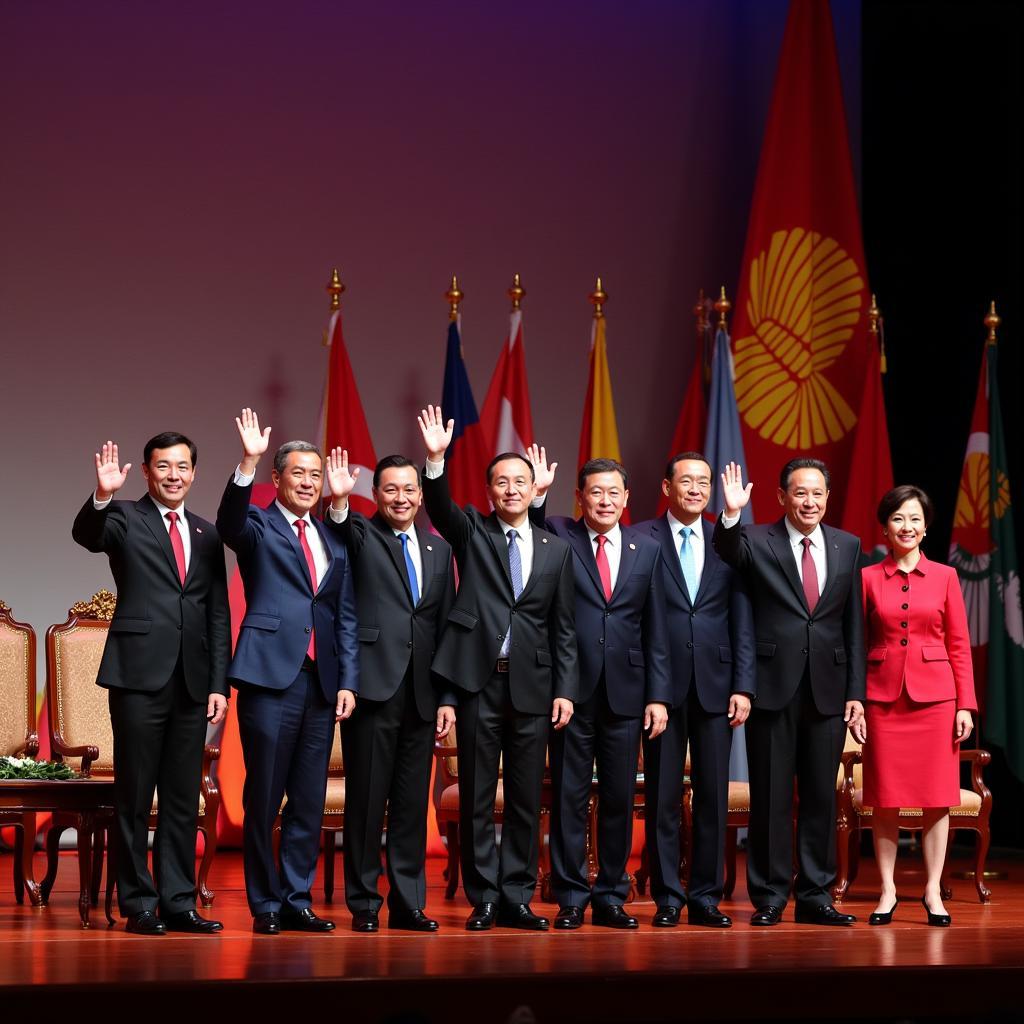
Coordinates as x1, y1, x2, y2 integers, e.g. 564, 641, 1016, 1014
426, 544, 433, 551
542, 537, 548, 543
629, 542, 636, 550
196, 527, 203, 534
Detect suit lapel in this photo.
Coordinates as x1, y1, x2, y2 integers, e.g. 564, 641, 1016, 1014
311, 517, 335, 591
568, 519, 606, 601
517, 522, 552, 601
767, 517, 808, 609
610, 527, 639, 603
485, 515, 516, 600
817, 524, 842, 609
375, 514, 416, 605
181, 512, 205, 590
137, 495, 182, 586
693, 517, 720, 604
416, 525, 441, 604
656, 516, 690, 605
267, 501, 318, 594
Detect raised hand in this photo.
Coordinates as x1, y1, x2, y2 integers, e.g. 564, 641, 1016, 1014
526, 443, 558, 496
720, 461, 753, 516
417, 405, 454, 460
94, 441, 131, 500
326, 447, 360, 506
235, 407, 271, 459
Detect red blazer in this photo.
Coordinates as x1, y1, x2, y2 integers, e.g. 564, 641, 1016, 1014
861, 553, 977, 709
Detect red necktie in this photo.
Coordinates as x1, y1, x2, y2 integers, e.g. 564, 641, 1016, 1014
801, 537, 819, 613
166, 511, 186, 586
595, 534, 613, 602
296, 519, 318, 659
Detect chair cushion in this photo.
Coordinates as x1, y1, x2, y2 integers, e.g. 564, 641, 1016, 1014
853, 788, 981, 817
438, 781, 505, 815
727, 781, 750, 813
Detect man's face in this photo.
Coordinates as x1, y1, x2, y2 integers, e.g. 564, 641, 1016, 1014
487, 457, 536, 525
142, 444, 194, 510
272, 451, 324, 515
577, 471, 629, 534
374, 465, 422, 532
662, 458, 711, 523
778, 467, 829, 535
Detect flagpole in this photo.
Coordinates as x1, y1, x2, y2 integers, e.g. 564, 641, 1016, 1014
509, 272, 525, 311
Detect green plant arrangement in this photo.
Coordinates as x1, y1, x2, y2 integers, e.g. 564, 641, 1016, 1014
0, 756, 77, 781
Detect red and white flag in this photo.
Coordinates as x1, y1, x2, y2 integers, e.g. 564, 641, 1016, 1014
480, 306, 534, 457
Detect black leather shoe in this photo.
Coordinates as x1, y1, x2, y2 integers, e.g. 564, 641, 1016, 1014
869, 897, 899, 926
466, 902, 497, 931
554, 906, 585, 930
922, 896, 951, 927
389, 909, 438, 932
163, 910, 223, 933
497, 902, 549, 931
352, 910, 380, 932
794, 903, 856, 926
652, 905, 681, 927
125, 911, 166, 935
750, 905, 783, 926
592, 905, 638, 929
280, 908, 336, 932
688, 903, 732, 928
253, 912, 280, 934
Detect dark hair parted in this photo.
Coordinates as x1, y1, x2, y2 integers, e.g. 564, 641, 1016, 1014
665, 451, 711, 481
487, 452, 535, 484
373, 455, 421, 488
876, 485, 934, 527
779, 457, 831, 491
578, 457, 628, 492
144, 432, 197, 468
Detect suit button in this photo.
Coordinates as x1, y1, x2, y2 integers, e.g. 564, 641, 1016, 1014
177, 624, 182, 630
900, 621, 908, 629
900, 638, 908, 646
305, 626, 312, 633
808, 619, 814, 626
511, 609, 516, 615
407, 641, 413, 648
801, 648, 808, 654
313, 598, 318, 606
686, 641, 693, 649
901, 603, 909, 610
599, 638, 604, 645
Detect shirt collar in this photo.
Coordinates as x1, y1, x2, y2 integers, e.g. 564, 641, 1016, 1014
784, 517, 824, 550
498, 517, 529, 539
151, 497, 186, 522
882, 551, 929, 577
275, 500, 312, 529
586, 522, 621, 546
666, 510, 703, 538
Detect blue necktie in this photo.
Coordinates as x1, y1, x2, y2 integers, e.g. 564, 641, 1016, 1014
679, 525, 698, 600
399, 532, 419, 605
507, 529, 523, 599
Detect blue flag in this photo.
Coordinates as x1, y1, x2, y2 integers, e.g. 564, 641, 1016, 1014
440, 319, 490, 511
705, 325, 752, 524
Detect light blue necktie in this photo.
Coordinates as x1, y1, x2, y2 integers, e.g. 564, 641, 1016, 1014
679, 525, 698, 600
507, 529, 523, 599
399, 532, 419, 605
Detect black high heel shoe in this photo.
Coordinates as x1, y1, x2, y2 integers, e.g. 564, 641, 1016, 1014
922, 895, 951, 927
868, 897, 899, 926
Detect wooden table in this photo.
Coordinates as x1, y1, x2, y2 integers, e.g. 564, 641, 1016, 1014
0, 778, 116, 928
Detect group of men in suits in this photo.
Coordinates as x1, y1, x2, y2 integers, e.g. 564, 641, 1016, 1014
74, 404, 864, 935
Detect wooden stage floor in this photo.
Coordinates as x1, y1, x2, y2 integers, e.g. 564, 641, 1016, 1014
2, 847, 1022, 1023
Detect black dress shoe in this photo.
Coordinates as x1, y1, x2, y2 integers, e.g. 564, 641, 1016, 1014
389, 909, 438, 932
253, 912, 280, 934
794, 903, 856, 926
652, 906, 681, 928
163, 910, 223, 933
688, 903, 732, 928
554, 906, 585, 930
466, 902, 497, 931
922, 896, 951, 927
125, 911, 166, 935
497, 902, 550, 931
592, 905, 638, 929
352, 910, 379, 932
869, 897, 899, 926
750, 905, 783, 926
280, 908, 336, 932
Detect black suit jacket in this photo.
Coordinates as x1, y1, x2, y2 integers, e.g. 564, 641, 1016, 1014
72, 493, 230, 701
712, 515, 865, 714
423, 469, 579, 715
633, 514, 755, 713
328, 511, 456, 721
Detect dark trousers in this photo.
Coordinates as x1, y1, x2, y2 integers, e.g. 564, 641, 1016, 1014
549, 680, 642, 909
108, 659, 206, 917
235, 663, 335, 915
745, 674, 846, 910
456, 671, 549, 907
341, 673, 434, 915
643, 686, 733, 909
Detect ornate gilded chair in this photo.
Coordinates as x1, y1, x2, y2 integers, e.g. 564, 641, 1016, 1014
320, 725, 346, 901
44, 592, 222, 907
0, 600, 41, 903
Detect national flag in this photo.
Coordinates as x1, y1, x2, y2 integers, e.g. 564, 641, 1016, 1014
705, 323, 752, 525
730, 0, 872, 521
480, 287, 534, 458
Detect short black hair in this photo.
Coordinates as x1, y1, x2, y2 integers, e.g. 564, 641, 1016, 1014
779, 457, 830, 491
578, 457, 628, 492
144, 432, 197, 468
876, 485, 934, 527
373, 455, 421, 488
665, 451, 711, 481
486, 452, 535, 484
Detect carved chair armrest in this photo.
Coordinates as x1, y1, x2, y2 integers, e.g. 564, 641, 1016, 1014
21, 731, 40, 758
958, 748, 992, 816
433, 740, 459, 758
50, 736, 100, 776
836, 748, 862, 819
202, 744, 221, 800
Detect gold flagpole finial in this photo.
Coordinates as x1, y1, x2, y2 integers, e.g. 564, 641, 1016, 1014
508, 272, 526, 310
589, 276, 608, 319
985, 300, 1001, 347
868, 293, 880, 335
445, 275, 464, 322
869, 294, 887, 374
713, 286, 731, 330
327, 268, 345, 311
694, 289, 708, 336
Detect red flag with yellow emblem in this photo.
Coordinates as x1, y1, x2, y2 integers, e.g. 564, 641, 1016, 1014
730, 0, 870, 522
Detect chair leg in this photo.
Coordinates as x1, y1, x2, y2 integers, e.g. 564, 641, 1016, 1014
198, 824, 217, 907
104, 825, 117, 926
91, 827, 105, 906
444, 822, 460, 900
723, 828, 737, 900
323, 831, 335, 903
833, 821, 851, 902
972, 826, 992, 903
848, 825, 861, 888
40, 825, 66, 904
12, 823, 24, 904
634, 844, 649, 896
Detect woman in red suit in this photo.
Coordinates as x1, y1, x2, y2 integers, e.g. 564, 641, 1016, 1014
861, 485, 976, 927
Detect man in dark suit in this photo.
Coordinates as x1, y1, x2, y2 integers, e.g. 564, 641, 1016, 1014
72, 434, 230, 935
323, 450, 456, 933
417, 406, 578, 932
713, 459, 865, 926
633, 452, 755, 928
527, 449, 670, 929
216, 408, 359, 935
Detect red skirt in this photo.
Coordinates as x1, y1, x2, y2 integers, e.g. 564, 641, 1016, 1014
862, 688, 959, 808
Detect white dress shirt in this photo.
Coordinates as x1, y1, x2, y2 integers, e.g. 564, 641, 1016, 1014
586, 522, 622, 592
94, 491, 191, 571
666, 511, 704, 590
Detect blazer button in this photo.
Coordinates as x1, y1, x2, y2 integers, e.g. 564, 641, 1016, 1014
900, 638, 908, 646
801, 648, 808, 654
177, 624, 183, 630
807, 619, 814, 626
686, 641, 693, 649
902, 584, 909, 592
598, 638, 605, 644
407, 641, 413, 648
305, 626, 312, 633
901, 603, 909, 610
900, 621, 908, 628
510, 609, 517, 615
